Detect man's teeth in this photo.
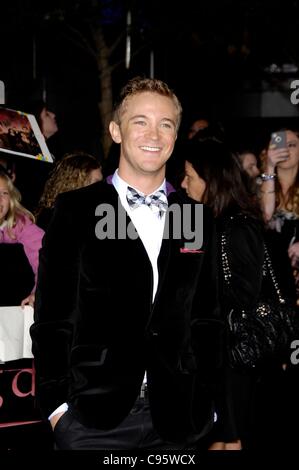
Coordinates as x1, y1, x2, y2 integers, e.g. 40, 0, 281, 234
140, 146, 160, 151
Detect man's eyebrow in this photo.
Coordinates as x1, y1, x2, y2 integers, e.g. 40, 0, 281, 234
129, 114, 147, 120
161, 118, 176, 127
129, 114, 176, 127
129, 115, 176, 126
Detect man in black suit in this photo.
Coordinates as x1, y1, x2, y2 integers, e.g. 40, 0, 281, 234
30, 77, 223, 450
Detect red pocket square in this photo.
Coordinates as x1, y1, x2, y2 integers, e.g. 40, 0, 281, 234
180, 247, 204, 254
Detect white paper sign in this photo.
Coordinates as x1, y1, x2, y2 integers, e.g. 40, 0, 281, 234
0, 306, 34, 362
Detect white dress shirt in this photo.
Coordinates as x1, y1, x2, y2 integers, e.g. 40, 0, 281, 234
112, 170, 166, 301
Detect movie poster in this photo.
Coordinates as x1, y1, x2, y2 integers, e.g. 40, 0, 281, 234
0, 107, 53, 162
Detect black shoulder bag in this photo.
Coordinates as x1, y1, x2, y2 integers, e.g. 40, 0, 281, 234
221, 232, 299, 368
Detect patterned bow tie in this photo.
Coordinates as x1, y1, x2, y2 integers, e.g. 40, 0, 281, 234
126, 186, 168, 217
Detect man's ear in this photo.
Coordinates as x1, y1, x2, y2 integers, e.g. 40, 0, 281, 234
109, 121, 121, 144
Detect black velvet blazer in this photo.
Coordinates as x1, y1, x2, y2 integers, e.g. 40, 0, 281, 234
31, 181, 223, 443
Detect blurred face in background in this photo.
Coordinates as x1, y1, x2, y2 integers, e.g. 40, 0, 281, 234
240, 152, 259, 178
0, 158, 16, 182
88, 167, 103, 184
188, 119, 209, 139
0, 177, 10, 224
181, 161, 206, 201
40, 107, 58, 139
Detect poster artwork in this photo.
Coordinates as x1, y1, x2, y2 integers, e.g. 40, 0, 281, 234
0, 107, 53, 162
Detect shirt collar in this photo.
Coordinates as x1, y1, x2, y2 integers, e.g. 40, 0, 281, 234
111, 169, 167, 200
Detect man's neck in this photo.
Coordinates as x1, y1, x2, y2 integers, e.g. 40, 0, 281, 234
117, 169, 165, 195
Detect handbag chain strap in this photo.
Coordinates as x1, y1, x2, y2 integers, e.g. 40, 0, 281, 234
221, 231, 286, 305
263, 244, 286, 304
221, 232, 232, 285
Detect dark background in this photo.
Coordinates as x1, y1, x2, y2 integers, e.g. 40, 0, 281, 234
1, 0, 299, 160
0, 1, 299, 450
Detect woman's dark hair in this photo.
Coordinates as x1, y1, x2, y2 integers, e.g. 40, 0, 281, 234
191, 121, 226, 144
184, 137, 261, 218
24, 100, 46, 127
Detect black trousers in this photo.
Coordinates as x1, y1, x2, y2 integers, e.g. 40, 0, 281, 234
53, 396, 197, 450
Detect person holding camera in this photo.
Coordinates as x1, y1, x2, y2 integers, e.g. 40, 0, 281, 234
260, 127, 299, 302
258, 126, 299, 449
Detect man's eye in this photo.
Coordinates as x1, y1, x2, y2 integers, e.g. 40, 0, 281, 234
161, 122, 173, 129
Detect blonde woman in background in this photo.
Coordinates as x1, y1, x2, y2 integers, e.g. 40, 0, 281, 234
0, 169, 44, 307
35, 152, 102, 230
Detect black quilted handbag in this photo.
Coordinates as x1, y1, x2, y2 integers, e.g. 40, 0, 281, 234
222, 233, 299, 368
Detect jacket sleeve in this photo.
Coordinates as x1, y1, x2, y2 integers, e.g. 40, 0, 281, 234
30, 193, 81, 419
191, 206, 224, 372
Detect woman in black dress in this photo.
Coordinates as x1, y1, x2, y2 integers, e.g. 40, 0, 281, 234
180, 137, 264, 450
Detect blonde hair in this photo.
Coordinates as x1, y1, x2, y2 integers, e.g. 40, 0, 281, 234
277, 183, 299, 215
0, 171, 35, 239
113, 76, 182, 131
36, 152, 101, 215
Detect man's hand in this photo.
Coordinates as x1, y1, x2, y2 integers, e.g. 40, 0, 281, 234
50, 411, 66, 431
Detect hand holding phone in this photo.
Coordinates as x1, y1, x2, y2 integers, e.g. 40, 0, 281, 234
268, 131, 289, 167
270, 131, 287, 150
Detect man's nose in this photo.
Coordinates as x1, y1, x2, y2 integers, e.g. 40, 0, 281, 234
147, 126, 159, 139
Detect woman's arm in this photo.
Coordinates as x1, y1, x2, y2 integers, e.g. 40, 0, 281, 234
16, 218, 44, 306
260, 146, 289, 222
